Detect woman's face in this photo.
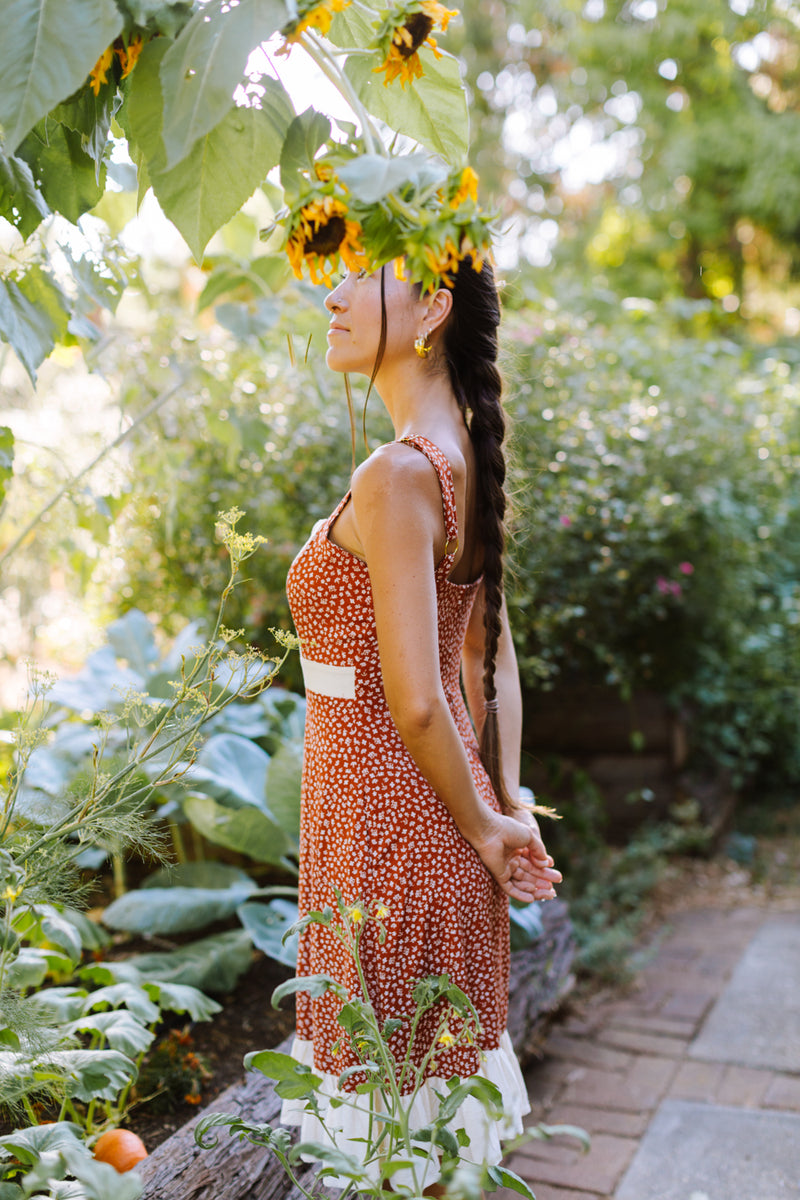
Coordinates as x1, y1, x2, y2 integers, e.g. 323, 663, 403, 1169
324, 265, 424, 377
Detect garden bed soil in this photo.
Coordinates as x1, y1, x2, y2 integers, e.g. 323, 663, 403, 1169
124, 951, 295, 1153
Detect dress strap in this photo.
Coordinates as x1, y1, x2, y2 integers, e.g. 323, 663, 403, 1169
397, 435, 459, 560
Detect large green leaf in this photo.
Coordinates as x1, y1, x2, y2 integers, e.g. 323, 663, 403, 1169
125, 38, 294, 260
0, 1122, 84, 1166
509, 901, 545, 952
17, 119, 105, 223
143, 980, 221, 1022
338, 152, 445, 205
2, 1049, 137, 1103
264, 741, 302, 843
142, 861, 254, 890
0, 146, 49, 238
4, 948, 49, 990
27, 987, 88, 1023
21, 1142, 144, 1200
237, 899, 298, 968
51, 85, 115, 169
105, 608, 160, 677
0, 0, 123, 153
346, 47, 469, 162
83, 981, 160, 1024
102, 882, 256, 934
159, 0, 287, 169
0, 276, 58, 383
183, 795, 294, 863
48, 645, 143, 711
279, 108, 331, 193
154, 97, 294, 261
65, 1011, 155, 1058
125, 929, 253, 994
186, 733, 271, 807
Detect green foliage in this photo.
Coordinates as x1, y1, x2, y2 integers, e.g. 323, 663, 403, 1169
456, 0, 800, 312
503, 287, 800, 787
197, 892, 587, 1199
0, 0, 477, 379
0, 516, 298, 1193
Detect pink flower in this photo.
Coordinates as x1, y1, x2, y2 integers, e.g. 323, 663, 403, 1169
560, 515, 572, 527
669, 581, 682, 596
679, 561, 694, 575
656, 576, 671, 594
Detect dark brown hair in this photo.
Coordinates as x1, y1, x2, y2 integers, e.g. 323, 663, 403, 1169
437, 257, 520, 816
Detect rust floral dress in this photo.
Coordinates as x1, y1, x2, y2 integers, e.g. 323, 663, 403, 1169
281, 436, 529, 1184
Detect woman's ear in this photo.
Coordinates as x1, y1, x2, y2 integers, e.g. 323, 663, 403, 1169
425, 286, 454, 337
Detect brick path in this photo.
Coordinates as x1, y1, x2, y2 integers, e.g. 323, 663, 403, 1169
501, 901, 800, 1200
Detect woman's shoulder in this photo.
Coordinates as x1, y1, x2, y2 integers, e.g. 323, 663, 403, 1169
350, 440, 445, 519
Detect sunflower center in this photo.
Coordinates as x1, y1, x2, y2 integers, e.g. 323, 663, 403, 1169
307, 215, 346, 256
397, 13, 434, 56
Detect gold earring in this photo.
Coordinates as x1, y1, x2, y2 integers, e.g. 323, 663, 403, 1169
414, 331, 432, 358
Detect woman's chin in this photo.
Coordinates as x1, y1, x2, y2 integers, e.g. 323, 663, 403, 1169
325, 346, 367, 375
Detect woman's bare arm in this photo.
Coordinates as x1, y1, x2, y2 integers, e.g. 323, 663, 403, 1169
462, 585, 522, 801
349, 444, 560, 901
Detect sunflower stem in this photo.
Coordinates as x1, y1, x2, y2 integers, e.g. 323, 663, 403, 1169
300, 31, 381, 155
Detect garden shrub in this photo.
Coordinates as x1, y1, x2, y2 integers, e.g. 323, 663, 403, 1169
502, 287, 800, 789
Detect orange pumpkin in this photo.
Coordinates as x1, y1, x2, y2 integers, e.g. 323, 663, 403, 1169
92, 1128, 148, 1173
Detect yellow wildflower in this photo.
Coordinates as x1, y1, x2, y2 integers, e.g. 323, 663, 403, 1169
286, 195, 369, 287
438, 1028, 456, 1047
375, 2, 459, 88
450, 166, 479, 209
282, 0, 352, 44
375, 903, 390, 919
2, 885, 21, 903
348, 904, 365, 925
89, 47, 114, 96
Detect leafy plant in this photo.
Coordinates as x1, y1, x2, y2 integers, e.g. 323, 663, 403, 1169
0, 0, 483, 385
503, 289, 800, 789
196, 892, 589, 1199
0, 509, 296, 1194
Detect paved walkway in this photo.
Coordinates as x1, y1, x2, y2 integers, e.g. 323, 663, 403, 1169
501, 900, 800, 1200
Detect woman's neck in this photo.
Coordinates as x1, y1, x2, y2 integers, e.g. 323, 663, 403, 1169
374, 359, 461, 441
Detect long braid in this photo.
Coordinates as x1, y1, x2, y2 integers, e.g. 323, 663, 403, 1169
440, 258, 522, 817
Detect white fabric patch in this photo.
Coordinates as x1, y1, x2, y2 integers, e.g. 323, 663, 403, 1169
300, 655, 356, 700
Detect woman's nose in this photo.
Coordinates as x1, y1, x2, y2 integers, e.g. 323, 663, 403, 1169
325, 280, 346, 312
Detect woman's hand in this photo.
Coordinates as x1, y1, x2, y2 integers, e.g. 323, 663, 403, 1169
469, 810, 562, 904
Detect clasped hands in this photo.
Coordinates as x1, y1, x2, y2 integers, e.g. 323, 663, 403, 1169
471, 810, 562, 905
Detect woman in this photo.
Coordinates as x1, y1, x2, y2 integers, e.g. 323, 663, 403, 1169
281, 255, 562, 1185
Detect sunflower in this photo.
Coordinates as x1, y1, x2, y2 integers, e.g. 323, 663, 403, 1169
116, 35, 144, 80
374, 1, 459, 87
449, 165, 479, 209
285, 194, 369, 286
88, 47, 115, 96
281, 0, 351, 45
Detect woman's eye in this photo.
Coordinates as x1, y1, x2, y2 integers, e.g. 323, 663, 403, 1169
356, 268, 369, 280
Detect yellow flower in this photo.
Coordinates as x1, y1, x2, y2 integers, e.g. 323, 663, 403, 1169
348, 904, 365, 925
282, 0, 352, 44
438, 1028, 456, 1047
89, 47, 114, 96
450, 166, 479, 209
375, 903, 390, 919
375, 1, 459, 88
2, 885, 21, 903
116, 35, 144, 80
286, 195, 369, 287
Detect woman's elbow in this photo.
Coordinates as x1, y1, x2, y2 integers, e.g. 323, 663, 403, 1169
388, 692, 443, 739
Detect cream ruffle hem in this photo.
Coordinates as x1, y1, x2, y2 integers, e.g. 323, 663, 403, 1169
279, 1029, 531, 1191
